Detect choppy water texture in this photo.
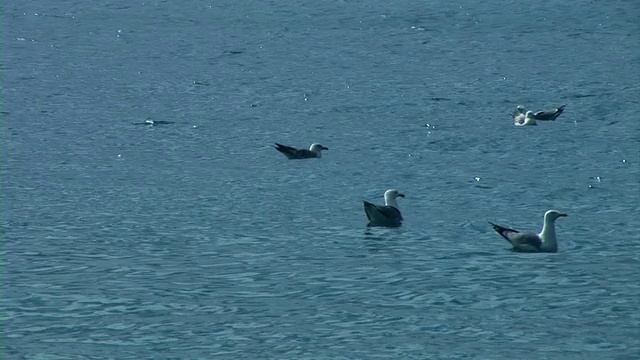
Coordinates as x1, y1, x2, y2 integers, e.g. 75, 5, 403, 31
2, 0, 640, 358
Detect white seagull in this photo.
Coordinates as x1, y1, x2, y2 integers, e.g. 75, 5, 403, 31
274, 143, 328, 159
514, 111, 539, 126
489, 210, 568, 253
363, 189, 405, 227
512, 105, 527, 125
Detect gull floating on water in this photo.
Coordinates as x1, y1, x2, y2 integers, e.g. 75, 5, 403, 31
514, 111, 539, 126
131, 118, 175, 126
363, 189, 405, 227
512, 105, 527, 125
489, 210, 568, 253
274, 143, 328, 159
512, 104, 566, 124
530, 104, 566, 121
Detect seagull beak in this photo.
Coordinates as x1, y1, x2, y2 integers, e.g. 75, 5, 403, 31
559, 213, 568, 217
397, 193, 405, 198
321, 146, 329, 150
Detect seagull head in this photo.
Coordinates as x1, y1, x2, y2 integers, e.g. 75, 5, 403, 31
544, 210, 568, 222
516, 105, 526, 114
525, 110, 535, 118
310, 143, 329, 152
383, 189, 405, 208
384, 189, 405, 199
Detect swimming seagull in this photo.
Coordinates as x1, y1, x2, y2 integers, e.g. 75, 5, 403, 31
531, 104, 566, 121
274, 143, 329, 159
363, 189, 405, 227
512, 105, 527, 124
514, 111, 538, 126
489, 210, 568, 253
131, 118, 176, 126
512, 104, 566, 123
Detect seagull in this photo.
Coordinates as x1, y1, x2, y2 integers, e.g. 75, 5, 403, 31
512, 105, 527, 124
363, 189, 405, 227
274, 143, 329, 159
514, 111, 538, 126
531, 104, 566, 121
512, 104, 566, 123
131, 118, 175, 126
489, 210, 568, 253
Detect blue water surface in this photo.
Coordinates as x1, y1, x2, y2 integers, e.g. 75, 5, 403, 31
2, 0, 639, 358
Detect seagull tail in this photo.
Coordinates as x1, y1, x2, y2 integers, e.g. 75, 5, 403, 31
274, 143, 291, 154
550, 104, 567, 120
363, 201, 375, 221
488, 222, 517, 243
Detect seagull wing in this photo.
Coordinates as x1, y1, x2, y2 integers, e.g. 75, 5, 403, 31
489, 222, 520, 243
489, 222, 542, 251
274, 143, 301, 159
508, 233, 543, 251
293, 149, 318, 159
533, 105, 566, 121
364, 201, 403, 226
